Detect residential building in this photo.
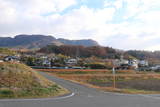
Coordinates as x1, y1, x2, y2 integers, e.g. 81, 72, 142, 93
4, 56, 19, 62
66, 58, 78, 65
139, 60, 149, 67
129, 59, 139, 69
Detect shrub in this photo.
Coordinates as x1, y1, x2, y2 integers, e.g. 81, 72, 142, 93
85, 63, 107, 69
0, 89, 14, 97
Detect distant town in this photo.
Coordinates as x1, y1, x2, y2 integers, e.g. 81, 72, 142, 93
1, 48, 160, 72
0, 35, 160, 72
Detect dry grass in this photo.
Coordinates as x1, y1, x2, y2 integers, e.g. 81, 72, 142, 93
44, 69, 160, 94
0, 62, 69, 98
37, 69, 137, 74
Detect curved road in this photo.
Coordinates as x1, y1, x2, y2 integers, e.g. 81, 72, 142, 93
1, 72, 160, 107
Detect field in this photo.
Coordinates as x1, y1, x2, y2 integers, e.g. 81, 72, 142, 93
38, 69, 160, 94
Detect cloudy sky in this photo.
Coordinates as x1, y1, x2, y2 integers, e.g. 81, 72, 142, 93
0, 0, 160, 51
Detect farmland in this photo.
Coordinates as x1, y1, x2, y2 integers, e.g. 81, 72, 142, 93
38, 69, 160, 94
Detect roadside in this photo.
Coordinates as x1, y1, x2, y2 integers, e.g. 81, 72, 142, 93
0, 62, 69, 99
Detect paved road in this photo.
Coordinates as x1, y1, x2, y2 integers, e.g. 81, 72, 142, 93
1, 72, 160, 107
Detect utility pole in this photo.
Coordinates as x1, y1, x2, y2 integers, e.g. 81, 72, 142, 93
76, 46, 79, 59
112, 67, 116, 89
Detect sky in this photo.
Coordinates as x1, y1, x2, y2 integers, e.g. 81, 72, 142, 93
0, 0, 160, 51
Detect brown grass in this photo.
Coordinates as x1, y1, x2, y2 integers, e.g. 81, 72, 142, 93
45, 69, 160, 94
37, 69, 137, 74
0, 62, 69, 98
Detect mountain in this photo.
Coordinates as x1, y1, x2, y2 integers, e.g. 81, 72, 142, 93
0, 34, 61, 48
0, 34, 99, 48
58, 38, 99, 47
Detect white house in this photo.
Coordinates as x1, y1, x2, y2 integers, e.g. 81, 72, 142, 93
42, 59, 51, 66
66, 58, 77, 65
129, 59, 139, 69
4, 56, 19, 62
120, 59, 129, 65
139, 60, 149, 67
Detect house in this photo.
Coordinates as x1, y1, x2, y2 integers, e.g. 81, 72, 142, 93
120, 59, 129, 65
150, 65, 160, 71
112, 59, 121, 67
4, 56, 19, 62
129, 59, 139, 69
115, 57, 139, 70
66, 58, 78, 65
138, 60, 149, 67
40, 56, 51, 67
42, 59, 51, 66
119, 55, 129, 65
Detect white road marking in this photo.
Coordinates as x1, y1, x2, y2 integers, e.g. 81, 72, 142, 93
103, 91, 160, 100
103, 91, 136, 97
87, 94, 93, 98
138, 94, 160, 100
0, 92, 75, 102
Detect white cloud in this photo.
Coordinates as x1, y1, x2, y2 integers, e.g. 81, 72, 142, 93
0, 0, 77, 36
0, 0, 160, 51
146, 45, 160, 51
124, 0, 160, 19
0, 0, 17, 23
45, 6, 116, 39
114, 0, 123, 9
104, 0, 123, 9
0, 0, 76, 21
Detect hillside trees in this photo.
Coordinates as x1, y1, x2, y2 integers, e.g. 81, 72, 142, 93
39, 45, 120, 58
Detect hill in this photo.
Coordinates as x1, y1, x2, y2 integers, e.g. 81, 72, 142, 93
39, 45, 120, 58
125, 50, 160, 65
58, 38, 99, 47
0, 48, 16, 55
0, 62, 68, 98
0, 34, 99, 49
38, 45, 160, 65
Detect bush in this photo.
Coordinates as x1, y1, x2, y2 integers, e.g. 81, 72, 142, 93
85, 63, 107, 69
0, 89, 14, 97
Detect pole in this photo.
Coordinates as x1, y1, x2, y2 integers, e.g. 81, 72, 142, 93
112, 67, 116, 89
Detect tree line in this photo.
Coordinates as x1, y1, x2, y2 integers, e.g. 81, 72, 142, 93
38, 45, 121, 59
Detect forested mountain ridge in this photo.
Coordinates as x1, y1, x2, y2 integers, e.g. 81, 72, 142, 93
0, 34, 99, 48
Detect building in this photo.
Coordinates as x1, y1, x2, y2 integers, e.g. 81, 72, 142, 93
66, 58, 78, 65
120, 59, 129, 65
42, 59, 51, 66
4, 56, 19, 62
138, 60, 149, 67
129, 59, 139, 69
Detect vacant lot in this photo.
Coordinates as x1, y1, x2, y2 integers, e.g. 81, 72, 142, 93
39, 69, 160, 94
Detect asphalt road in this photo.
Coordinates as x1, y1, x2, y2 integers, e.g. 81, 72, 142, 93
1, 72, 160, 107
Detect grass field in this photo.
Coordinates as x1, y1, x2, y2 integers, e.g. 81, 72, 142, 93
38, 69, 160, 94
0, 62, 69, 98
